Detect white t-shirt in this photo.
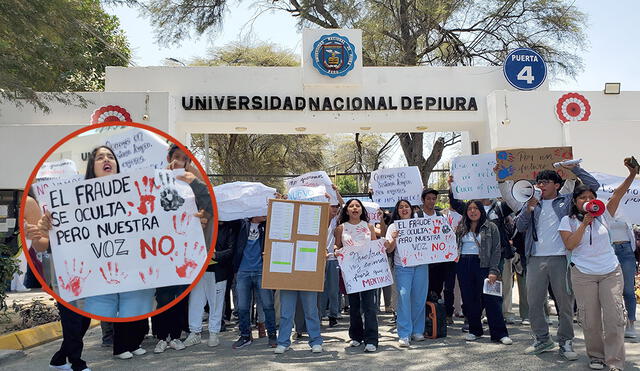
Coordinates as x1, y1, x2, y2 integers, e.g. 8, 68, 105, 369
558, 211, 619, 275
326, 216, 338, 261
385, 223, 405, 266
532, 199, 566, 256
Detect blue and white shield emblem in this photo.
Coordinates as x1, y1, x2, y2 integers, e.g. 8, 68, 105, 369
312, 33, 357, 78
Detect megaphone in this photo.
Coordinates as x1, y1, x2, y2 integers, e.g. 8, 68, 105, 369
583, 199, 605, 217
511, 179, 542, 203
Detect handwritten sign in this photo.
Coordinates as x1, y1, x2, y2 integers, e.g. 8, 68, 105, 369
336, 239, 393, 294
33, 169, 206, 302
287, 185, 327, 202
36, 160, 79, 181
286, 171, 338, 205
370, 166, 424, 207
593, 172, 640, 224
214, 182, 276, 221
104, 128, 169, 171
451, 154, 500, 199
395, 217, 458, 267
495, 146, 575, 181
363, 201, 381, 223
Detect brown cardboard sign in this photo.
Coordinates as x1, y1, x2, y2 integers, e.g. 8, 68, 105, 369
495, 146, 575, 181
261, 199, 330, 292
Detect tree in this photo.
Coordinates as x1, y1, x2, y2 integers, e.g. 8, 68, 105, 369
0, 0, 131, 113
190, 40, 300, 66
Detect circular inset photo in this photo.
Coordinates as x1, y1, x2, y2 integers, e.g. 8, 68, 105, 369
20, 122, 217, 323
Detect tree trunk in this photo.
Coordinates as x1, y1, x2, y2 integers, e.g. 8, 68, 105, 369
398, 134, 446, 187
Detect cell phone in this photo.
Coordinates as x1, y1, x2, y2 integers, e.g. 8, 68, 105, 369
630, 156, 640, 174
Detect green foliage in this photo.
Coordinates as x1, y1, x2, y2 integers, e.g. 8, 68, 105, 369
0, 0, 131, 112
190, 40, 300, 67
336, 174, 358, 194
0, 239, 19, 320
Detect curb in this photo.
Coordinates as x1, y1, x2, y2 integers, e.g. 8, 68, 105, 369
0, 319, 100, 351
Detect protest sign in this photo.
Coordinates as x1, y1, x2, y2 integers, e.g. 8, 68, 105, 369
363, 201, 381, 223
394, 216, 458, 267
451, 154, 500, 199
370, 166, 424, 207
104, 128, 169, 171
36, 160, 79, 181
285, 171, 338, 205
336, 239, 393, 294
213, 182, 276, 221
287, 185, 327, 202
33, 168, 207, 302
495, 146, 576, 181
593, 172, 640, 224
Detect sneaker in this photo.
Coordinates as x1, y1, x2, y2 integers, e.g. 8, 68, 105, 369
412, 333, 425, 342
268, 334, 277, 348
183, 332, 202, 347
274, 345, 289, 354
588, 359, 605, 370
398, 338, 410, 347
609, 368, 622, 371
154, 340, 168, 354
505, 316, 517, 325
115, 351, 133, 360
169, 339, 185, 351
49, 364, 72, 370
329, 317, 338, 327
464, 333, 478, 341
293, 332, 303, 340
500, 336, 513, 345
349, 339, 361, 347
462, 323, 469, 333
524, 339, 555, 355
232, 336, 252, 349
625, 320, 637, 338
257, 322, 267, 338
311, 344, 323, 353
364, 344, 377, 352
521, 318, 530, 326
208, 333, 220, 347
132, 348, 146, 356
559, 340, 578, 361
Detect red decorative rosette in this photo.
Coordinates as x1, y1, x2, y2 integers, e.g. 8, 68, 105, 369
90, 105, 132, 125
555, 92, 591, 123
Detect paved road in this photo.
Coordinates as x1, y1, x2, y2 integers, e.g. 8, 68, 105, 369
3, 311, 639, 370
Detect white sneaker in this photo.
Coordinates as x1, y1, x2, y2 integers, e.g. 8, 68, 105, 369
521, 318, 530, 326
311, 344, 323, 353
115, 351, 133, 359
183, 332, 202, 347
412, 333, 425, 342
208, 333, 220, 347
364, 344, 377, 352
625, 320, 637, 338
49, 364, 72, 370
398, 338, 410, 347
500, 336, 513, 345
131, 348, 146, 356
169, 339, 185, 351
464, 333, 478, 341
349, 339, 361, 347
274, 345, 289, 354
154, 340, 168, 353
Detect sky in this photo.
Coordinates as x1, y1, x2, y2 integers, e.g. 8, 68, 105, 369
105, 0, 640, 92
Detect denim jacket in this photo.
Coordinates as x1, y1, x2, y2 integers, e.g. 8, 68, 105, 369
456, 220, 502, 276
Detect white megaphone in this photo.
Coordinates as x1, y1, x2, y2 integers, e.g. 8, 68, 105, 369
511, 179, 542, 203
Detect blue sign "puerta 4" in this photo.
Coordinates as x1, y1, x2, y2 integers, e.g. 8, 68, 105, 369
503, 48, 547, 90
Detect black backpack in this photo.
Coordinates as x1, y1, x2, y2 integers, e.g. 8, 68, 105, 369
425, 291, 447, 338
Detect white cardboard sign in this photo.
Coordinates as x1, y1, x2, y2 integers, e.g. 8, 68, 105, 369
285, 171, 338, 205
103, 128, 169, 171
394, 216, 458, 267
451, 153, 501, 199
214, 182, 277, 221
36, 160, 79, 181
363, 201, 381, 223
593, 172, 640, 224
336, 239, 393, 294
287, 185, 327, 202
370, 166, 424, 207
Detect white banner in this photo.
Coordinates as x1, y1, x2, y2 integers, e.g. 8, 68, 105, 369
36, 159, 79, 181
104, 128, 169, 171
593, 172, 640, 224
214, 182, 277, 221
363, 201, 381, 223
451, 153, 501, 199
394, 216, 458, 267
336, 239, 393, 294
287, 185, 327, 202
34, 169, 206, 302
370, 166, 424, 207
285, 171, 338, 205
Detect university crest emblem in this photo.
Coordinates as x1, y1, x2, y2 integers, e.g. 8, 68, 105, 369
311, 33, 357, 78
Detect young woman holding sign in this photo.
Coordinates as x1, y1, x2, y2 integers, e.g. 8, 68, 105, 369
455, 200, 512, 345
334, 199, 379, 353
558, 158, 637, 371
384, 199, 429, 347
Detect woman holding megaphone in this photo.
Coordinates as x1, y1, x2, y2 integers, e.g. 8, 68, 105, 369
559, 158, 638, 371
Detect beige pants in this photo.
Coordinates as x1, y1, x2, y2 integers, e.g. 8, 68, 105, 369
502, 258, 514, 317
571, 265, 626, 369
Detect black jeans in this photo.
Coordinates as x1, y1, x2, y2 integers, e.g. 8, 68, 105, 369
50, 303, 91, 371
428, 261, 456, 316
113, 319, 149, 355
348, 289, 378, 346
151, 285, 188, 341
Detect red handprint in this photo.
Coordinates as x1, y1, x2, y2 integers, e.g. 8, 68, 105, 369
401, 257, 408, 266
58, 259, 91, 297
99, 261, 128, 284
139, 266, 160, 284
170, 241, 206, 278
127, 176, 159, 215
172, 212, 192, 235
444, 252, 454, 260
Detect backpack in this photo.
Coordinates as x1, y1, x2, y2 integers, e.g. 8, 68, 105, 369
424, 291, 447, 339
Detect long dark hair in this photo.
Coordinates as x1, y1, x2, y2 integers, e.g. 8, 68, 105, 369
339, 199, 369, 224
462, 200, 487, 234
85, 146, 120, 180
570, 184, 597, 220
391, 199, 412, 223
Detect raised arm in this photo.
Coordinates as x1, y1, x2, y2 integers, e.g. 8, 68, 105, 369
571, 165, 600, 192
447, 176, 466, 215
607, 158, 638, 217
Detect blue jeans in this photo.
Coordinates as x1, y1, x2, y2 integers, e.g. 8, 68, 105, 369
457, 255, 508, 341
278, 290, 322, 347
395, 264, 429, 339
319, 260, 340, 318
613, 241, 637, 321
83, 289, 154, 318
236, 271, 276, 337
